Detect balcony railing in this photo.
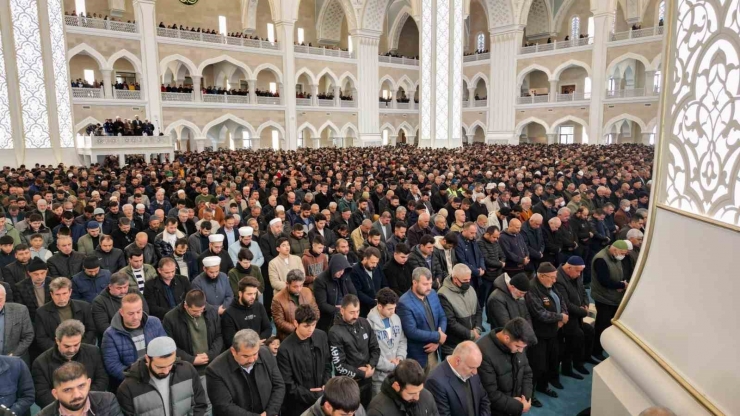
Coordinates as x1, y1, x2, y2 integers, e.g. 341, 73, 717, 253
72, 87, 103, 99
610, 26, 664, 42
157, 28, 280, 50
64, 15, 138, 33
463, 53, 490, 62
378, 56, 420, 66
294, 45, 353, 59
517, 95, 550, 105
77, 135, 173, 151
396, 102, 411, 109
604, 88, 661, 99
161, 92, 194, 102
256, 96, 281, 105
202, 93, 250, 104
113, 90, 141, 100
520, 37, 592, 54
556, 92, 591, 102
296, 98, 312, 106
379, 101, 392, 109
318, 99, 336, 107
340, 100, 357, 108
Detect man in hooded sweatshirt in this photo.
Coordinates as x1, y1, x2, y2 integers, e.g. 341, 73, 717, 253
436, 264, 483, 359
329, 294, 380, 408
367, 288, 407, 395
314, 255, 357, 332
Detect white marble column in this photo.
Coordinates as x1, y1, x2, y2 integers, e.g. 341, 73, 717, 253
588, 4, 614, 145
644, 70, 656, 94
0, 0, 24, 165
547, 133, 557, 144
102, 69, 113, 98
333, 85, 341, 106
467, 87, 475, 107
310, 84, 319, 106
248, 79, 256, 104
191, 75, 202, 101
352, 32, 381, 145
390, 88, 398, 109
487, 25, 523, 144
549, 79, 559, 101
133, 0, 163, 134
276, 21, 297, 149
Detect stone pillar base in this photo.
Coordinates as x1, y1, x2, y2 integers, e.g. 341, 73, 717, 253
486, 131, 516, 145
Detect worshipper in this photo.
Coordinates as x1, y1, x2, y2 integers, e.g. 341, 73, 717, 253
143, 257, 192, 320
121, 246, 158, 293
487, 270, 531, 330
14, 256, 53, 322
349, 247, 388, 317
36, 361, 122, 416
302, 235, 329, 286
34, 277, 96, 352
301, 376, 366, 416
520, 214, 545, 272
71, 256, 112, 304
95, 235, 127, 273
277, 304, 332, 416
269, 236, 306, 292
0, 284, 34, 364
406, 212, 433, 248
314, 255, 357, 332
478, 225, 506, 307
31, 320, 109, 408
206, 329, 286, 416
366, 288, 407, 395
47, 235, 86, 278
222, 276, 272, 346
2, 243, 32, 287
431, 232, 457, 284
385, 221, 407, 254
91, 271, 149, 341
197, 233, 234, 274
188, 220, 212, 258
477, 317, 536, 413
228, 226, 264, 266
367, 359, 438, 415
498, 219, 530, 277
272, 269, 320, 340
329, 294, 381, 408
426, 341, 490, 416
191, 256, 233, 314
437, 264, 483, 359
116, 336, 208, 415
554, 256, 595, 379
396, 267, 447, 372
591, 240, 630, 361
261, 217, 286, 315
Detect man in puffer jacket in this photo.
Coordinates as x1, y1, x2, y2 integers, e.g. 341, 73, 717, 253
478, 226, 506, 309
437, 264, 483, 358
117, 336, 208, 416
366, 288, 407, 395
487, 273, 531, 330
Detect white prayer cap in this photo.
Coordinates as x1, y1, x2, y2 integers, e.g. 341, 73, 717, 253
498, 182, 506, 187
577, 170, 584, 176
275, 205, 285, 212
239, 226, 253, 237
208, 234, 225, 243
136, 204, 145, 210
535, 171, 541, 175
177, 190, 185, 195
624, 240, 633, 251
202, 256, 221, 267
485, 183, 495, 190
485, 171, 492, 175
269, 218, 282, 226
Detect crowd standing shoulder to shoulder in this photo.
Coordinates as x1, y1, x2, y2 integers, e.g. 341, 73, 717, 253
0, 143, 658, 415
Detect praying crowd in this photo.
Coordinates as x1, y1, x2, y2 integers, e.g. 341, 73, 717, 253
0, 143, 656, 416
84, 116, 156, 137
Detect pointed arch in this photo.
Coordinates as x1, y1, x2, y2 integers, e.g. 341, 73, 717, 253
516, 64, 553, 85
67, 43, 107, 70
316, 0, 353, 43
254, 63, 283, 83
316, 68, 340, 86
552, 0, 576, 33
650, 54, 662, 72
462, 75, 471, 89
107, 50, 143, 74
397, 75, 416, 93
606, 52, 651, 78
295, 67, 318, 85
552, 59, 592, 80
468, 120, 486, 134
378, 75, 397, 91
515, 117, 550, 137
470, 72, 489, 89
379, 122, 397, 136
360, 0, 389, 32
548, 115, 589, 135
297, 122, 320, 138
602, 113, 648, 135
388, 6, 413, 51
338, 72, 358, 89
197, 55, 253, 79
646, 117, 658, 133
318, 120, 342, 136
398, 121, 415, 136
202, 114, 256, 138
341, 122, 359, 138
164, 119, 203, 137
461, 122, 469, 136
256, 120, 286, 136
74, 116, 103, 134
160, 55, 198, 78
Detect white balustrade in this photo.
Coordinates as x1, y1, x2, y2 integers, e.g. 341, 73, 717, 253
318, 99, 336, 107
340, 100, 357, 108
202, 93, 251, 104
294, 45, 353, 58
157, 28, 280, 50
72, 87, 103, 99
113, 90, 141, 100
396, 102, 411, 109
520, 37, 592, 54
517, 95, 550, 104
256, 96, 281, 105
80, 135, 173, 149
610, 26, 665, 42
378, 56, 420, 66
296, 98, 312, 106
463, 53, 490, 62
474, 99, 488, 107
161, 92, 194, 102
605, 88, 649, 99
379, 101, 392, 109
64, 15, 138, 33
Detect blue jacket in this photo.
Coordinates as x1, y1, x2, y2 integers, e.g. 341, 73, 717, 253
149, 199, 172, 215
455, 234, 485, 276
101, 312, 166, 382
396, 289, 447, 367
53, 222, 86, 244
348, 262, 388, 317
0, 356, 35, 416
72, 269, 112, 303
426, 359, 491, 416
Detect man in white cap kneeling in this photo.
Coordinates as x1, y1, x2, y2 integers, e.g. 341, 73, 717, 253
192, 256, 234, 315
117, 336, 208, 416
197, 233, 234, 274
228, 226, 264, 267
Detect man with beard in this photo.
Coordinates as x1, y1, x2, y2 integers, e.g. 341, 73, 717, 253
34, 277, 97, 352
277, 305, 332, 416
197, 234, 234, 274
2, 243, 32, 287
31, 320, 109, 408
329, 294, 380, 408
228, 226, 265, 267
117, 336, 208, 416
367, 359, 438, 415
91, 272, 149, 341
349, 247, 388, 318
37, 362, 122, 416
333, 238, 359, 266
222, 276, 272, 346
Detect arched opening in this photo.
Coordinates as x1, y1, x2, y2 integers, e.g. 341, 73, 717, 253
316, 0, 351, 53
471, 125, 486, 143
339, 76, 356, 102
162, 61, 193, 91
317, 72, 337, 103
395, 17, 419, 58
201, 61, 250, 101
523, 0, 551, 44
473, 78, 487, 101
297, 125, 315, 148
555, 65, 589, 98
260, 128, 283, 150
603, 118, 645, 144
553, 119, 589, 144
255, 67, 280, 101
519, 69, 550, 101
607, 57, 651, 97
296, 72, 313, 101
110, 57, 140, 93
69, 53, 104, 96
319, 124, 341, 148
381, 126, 394, 145
466, 0, 488, 54
517, 121, 548, 144
379, 78, 394, 107
396, 86, 409, 104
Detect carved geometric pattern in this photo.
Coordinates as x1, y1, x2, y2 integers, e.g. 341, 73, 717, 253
571, 16, 580, 40
390, 12, 410, 51
246, 0, 258, 32
48, 0, 74, 148
452, 0, 463, 141
319, 0, 345, 43
11, 0, 51, 149
512, 0, 528, 25
665, 0, 740, 226
490, 0, 514, 27
436, 0, 450, 140
362, 0, 388, 32
420, 0, 432, 140
0, 27, 14, 149
526, 0, 549, 36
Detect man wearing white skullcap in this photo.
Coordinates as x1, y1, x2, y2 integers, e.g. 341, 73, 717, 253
191, 256, 233, 314
228, 226, 264, 267
196, 233, 234, 275
258, 217, 287, 319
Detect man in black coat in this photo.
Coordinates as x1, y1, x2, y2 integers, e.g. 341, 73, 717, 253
163, 289, 224, 377
382, 243, 413, 297
143, 257, 191, 320
476, 317, 536, 415
2, 243, 31, 287
221, 276, 272, 346
553, 257, 594, 378
314, 255, 357, 332
31, 319, 109, 408
329, 294, 380, 408
34, 277, 96, 352
206, 329, 285, 416
426, 341, 490, 416
46, 235, 85, 278
259, 218, 283, 318
541, 217, 563, 266
367, 359, 438, 415
14, 257, 52, 321
276, 305, 332, 416
349, 247, 388, 317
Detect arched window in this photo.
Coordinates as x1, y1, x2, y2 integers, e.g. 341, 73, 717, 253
658, 1, 666, 22
242, 131, 252, 149
571, 16, 580, 40
476, 33, 485, 52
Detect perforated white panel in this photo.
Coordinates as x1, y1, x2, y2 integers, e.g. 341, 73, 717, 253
420, 0, 432, 140
526, 0, 549, 36
451, 0, 462, 141
435, 0, 449, 140
0, 27, 14, 149
48, 0, 74, 147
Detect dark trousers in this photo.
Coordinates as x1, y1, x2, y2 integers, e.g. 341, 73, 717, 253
359, 379, 373, 408
263, 266, 274, 320
560, 321, 595, 371
527, 335, 559, 391
593, 301, 619, 356
477, 278, 493, 310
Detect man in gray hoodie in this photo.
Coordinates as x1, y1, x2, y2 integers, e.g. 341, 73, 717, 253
367, 288, 407, 395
